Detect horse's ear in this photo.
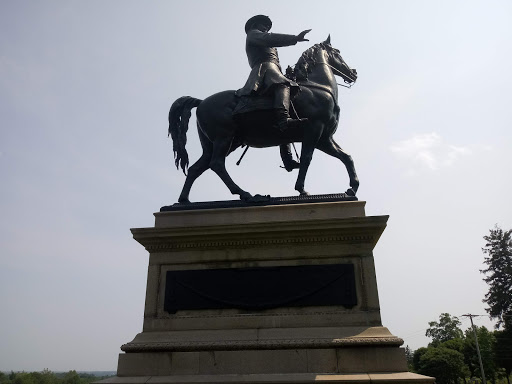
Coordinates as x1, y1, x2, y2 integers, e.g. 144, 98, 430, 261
324, 34, 331, 45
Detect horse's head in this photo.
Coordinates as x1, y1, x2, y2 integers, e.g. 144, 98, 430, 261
293, 36, 357, 85
320, 35, 357, 84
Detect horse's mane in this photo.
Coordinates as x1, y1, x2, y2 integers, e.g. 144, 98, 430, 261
286, 43, 328, 82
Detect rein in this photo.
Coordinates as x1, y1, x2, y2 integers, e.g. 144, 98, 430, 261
298, 81, 338, 106
317, 62, 355, 88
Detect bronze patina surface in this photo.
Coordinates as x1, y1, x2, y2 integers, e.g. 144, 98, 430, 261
168, 16, 358, 204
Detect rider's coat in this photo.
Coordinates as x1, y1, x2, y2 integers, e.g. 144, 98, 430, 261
236, 29, 299, 97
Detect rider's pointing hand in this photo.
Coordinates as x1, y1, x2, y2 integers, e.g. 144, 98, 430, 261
297, 29, 312, 42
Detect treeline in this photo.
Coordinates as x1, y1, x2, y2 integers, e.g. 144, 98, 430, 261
0, 370, 114, 384
407, 225, 512, 384
405, 313, 512, 384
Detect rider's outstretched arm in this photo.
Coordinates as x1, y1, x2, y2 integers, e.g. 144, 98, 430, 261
247, 29, 301, 48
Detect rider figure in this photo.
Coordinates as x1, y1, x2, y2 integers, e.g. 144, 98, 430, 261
237, 15, 311, 131
236, 15, 311, 171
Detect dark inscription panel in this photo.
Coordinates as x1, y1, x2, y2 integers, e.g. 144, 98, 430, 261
164, 264, 356, 314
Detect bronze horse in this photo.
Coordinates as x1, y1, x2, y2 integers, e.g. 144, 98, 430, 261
169, 36, 359, 203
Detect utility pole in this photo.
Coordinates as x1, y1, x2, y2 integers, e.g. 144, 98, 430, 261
463, 314, 487, 384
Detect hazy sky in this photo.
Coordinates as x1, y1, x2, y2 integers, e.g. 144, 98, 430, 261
1, 0, 511, 371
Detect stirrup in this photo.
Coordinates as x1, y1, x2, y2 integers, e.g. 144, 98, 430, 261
277, 117, 309, 132
281, 159, 300, 172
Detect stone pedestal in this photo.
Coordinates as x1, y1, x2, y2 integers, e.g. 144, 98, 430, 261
100, 199, 433, 384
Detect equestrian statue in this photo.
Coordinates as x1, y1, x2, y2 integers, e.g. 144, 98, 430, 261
169, 15, 359, 203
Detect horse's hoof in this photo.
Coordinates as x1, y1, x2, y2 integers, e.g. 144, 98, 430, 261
240, 192, 253, 202
299, 191, 310, 196
248, 194, 271, 203
178, 197, 191, 204
346, 188, 356, 197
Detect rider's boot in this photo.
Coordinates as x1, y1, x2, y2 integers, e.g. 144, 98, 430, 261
274, 85, 308, 132
280, 144, 300, 172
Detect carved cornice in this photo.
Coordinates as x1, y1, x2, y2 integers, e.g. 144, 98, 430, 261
133, 216, 387, 244
121, 336, 404, 352
143, 233, 375, 252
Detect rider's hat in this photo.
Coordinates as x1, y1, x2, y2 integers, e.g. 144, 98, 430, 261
245, 15, 272, 33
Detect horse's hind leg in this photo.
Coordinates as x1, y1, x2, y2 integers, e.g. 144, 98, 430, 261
210, 137, 252, 201
317, 138, 359, 195
178, 131, 213, 203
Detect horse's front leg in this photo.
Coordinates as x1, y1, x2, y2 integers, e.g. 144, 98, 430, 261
295, 122, 323, 195
317, 137, 359, 196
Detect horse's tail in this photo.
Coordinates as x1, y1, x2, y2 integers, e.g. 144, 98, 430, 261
168, 96, 203, 175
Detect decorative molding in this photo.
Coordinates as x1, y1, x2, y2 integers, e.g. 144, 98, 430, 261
121, 337, 404, 352
144, 234, 375, 252
149, 308, 381, 320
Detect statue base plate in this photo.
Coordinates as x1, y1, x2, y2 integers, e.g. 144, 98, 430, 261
160, 193, 357, 212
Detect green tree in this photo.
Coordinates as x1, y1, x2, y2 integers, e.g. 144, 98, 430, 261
12, 373, 36, 384
0, 372, 8, 384
481, 225, 512, 330
440, 338, 471, 381
417, 346, 467, 384
494, 328, 512, 384
425, 313, 464, 346
75, 373, 102, 384
464, 326, 497, 383
442, 337, 466, 354
412, 347, 428, 373
30, 369, 58, 384
62, 371, 79, 384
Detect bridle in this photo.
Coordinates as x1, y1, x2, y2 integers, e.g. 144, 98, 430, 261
297, 53, 356, 105
318, 62, 355, 88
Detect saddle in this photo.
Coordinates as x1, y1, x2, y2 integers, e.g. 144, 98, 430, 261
232, 94, 274, 115
233, 65, 302, 117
